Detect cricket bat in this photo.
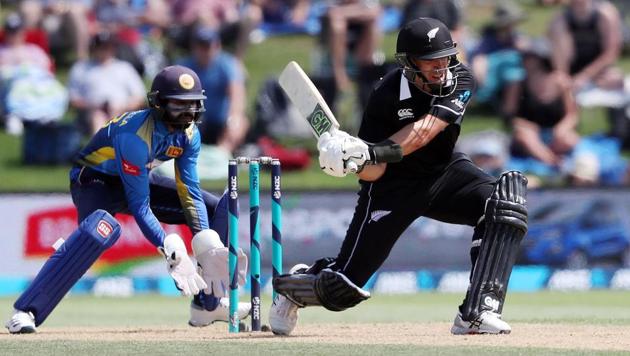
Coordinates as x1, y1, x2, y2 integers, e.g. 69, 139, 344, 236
278, 61, 359, 172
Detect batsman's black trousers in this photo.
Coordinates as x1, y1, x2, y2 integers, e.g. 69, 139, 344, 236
335, 152, 496, 286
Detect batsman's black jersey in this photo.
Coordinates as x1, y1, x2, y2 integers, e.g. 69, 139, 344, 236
358, 64, 475, 179
331, 63, 495, 286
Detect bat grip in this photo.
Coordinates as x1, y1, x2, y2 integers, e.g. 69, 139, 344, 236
346, 160, 358, 174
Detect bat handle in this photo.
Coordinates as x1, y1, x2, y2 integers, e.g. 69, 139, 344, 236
346, 160, 358, 174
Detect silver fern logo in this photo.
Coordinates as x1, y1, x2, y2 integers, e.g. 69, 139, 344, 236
427, 27, 439, 42
370, 210, 391, 223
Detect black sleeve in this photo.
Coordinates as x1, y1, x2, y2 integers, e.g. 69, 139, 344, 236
430, 67, 476, 125
357, 83, 395, 143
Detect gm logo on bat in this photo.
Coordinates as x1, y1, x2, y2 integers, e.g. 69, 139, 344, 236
308, 104, 333, 136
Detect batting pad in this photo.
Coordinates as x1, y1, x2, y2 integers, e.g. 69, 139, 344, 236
461, 171, 527, 321
273, 269, 371, 311
14, 209, 121, 326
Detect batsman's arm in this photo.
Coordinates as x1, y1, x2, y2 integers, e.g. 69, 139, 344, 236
357, 114, 448, 181
391, 113, 449, 155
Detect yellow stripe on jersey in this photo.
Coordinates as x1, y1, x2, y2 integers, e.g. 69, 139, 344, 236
175, 163, 201, 232
185, 123, 194, 140
83, 146, 116, 165
136, 115, 154, 151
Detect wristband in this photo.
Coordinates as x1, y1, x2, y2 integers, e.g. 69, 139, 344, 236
368, 139, 403, 164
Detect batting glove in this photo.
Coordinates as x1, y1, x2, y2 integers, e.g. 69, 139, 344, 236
317, 132, 349, 177
341, 136, 371, 171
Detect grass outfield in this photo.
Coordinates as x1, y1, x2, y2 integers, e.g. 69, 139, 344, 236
1, 291, 630, 354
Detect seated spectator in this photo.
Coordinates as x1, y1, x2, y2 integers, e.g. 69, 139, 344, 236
506, 38, 629, 187
3, 1, 50, 55
0, 13, 52, 72
549, 0, 623, 92
169, 0, 261, 61
0, 64, 68, 135
68, 31, 146, 136
509, 39, 580, 172
468, 2, 529, 121
317, 0, 382, 92
25, 0, 91, 68
548, 0, 630, 148
177, 27, 249, 153
257, 0, 312, 34
92, 0, 173, 77
0, 12, 61, 135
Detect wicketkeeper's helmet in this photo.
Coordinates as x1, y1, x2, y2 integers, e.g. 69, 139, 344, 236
147, 65, 207, 129
395, 17, 460, 97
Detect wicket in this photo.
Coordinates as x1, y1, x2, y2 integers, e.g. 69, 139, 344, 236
228, 156, 283, 333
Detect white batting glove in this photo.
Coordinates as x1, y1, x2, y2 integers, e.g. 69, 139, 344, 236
160, 233, 207, 296
192, 229, 247, 298
317, 132, 349, 177
342, 136, 371, 169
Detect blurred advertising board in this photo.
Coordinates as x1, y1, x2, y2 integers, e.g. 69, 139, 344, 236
1, 189, 630, 285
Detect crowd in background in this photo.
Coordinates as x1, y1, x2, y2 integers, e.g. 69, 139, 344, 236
1, 0, 630, 187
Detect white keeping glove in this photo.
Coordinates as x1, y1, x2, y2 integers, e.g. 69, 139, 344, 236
192, 229, 248, 298
317, 131, 350, 177
160, 233, 207, 296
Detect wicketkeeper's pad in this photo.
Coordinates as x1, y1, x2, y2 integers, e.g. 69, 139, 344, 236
14, 210, 121, 326
273, 269, 371, 311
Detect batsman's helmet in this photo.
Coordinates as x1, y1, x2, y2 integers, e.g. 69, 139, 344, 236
395, 17, 459, 96
147, 65, 207, 129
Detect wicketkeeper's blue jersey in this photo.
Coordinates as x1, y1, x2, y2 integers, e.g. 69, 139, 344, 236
70, 109, 209, 247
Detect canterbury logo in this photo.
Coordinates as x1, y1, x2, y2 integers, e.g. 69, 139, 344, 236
370, 210, 391, 223
397, 108, 414, 120
427, 27, 439, 42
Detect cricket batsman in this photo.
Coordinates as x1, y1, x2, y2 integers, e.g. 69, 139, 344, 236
270, 18, 528, 335
5, 65, 250, 334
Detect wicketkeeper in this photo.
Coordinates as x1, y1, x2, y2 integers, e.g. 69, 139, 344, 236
270, 17, 528, 335
5, 65, 250, 334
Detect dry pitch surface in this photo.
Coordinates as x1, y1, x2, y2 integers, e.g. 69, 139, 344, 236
2, 323, 629, 351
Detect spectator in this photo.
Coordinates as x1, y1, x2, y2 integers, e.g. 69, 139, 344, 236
255, 0, 313, 36
548, 0, 630, 149
548, 0, 624, 92
222, 1, 263, 62
507, 35, 630, 187
468, 2, 529, 122
26, 0, 92, 68
318, 0, 382, 92
509, 39, 580, 173
5, 1, 51, 55
177, 27, 249, 153
0, 12, 64, 135
68, 31, 146, 136
169, 0, 261, 61
170, 0, 241, 29
0, 13, 52, 72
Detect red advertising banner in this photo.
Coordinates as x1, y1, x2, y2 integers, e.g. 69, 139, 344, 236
25, 207, 192, 263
